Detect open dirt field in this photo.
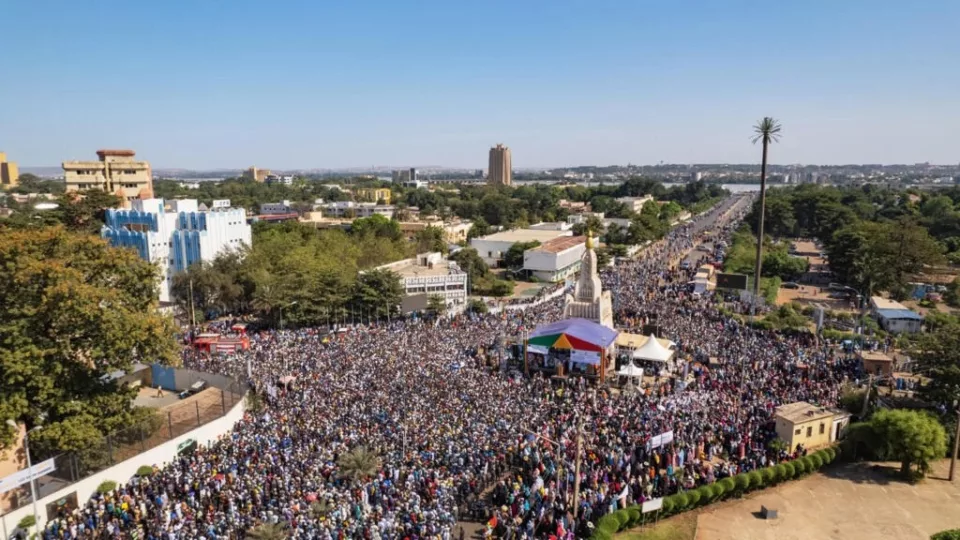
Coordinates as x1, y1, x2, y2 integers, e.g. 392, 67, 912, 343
695, 460, 960, 540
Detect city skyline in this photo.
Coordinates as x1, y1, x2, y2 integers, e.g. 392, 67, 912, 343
4, 0, 959, 169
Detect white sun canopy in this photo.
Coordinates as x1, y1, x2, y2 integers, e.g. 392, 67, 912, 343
617, 364, 644, 379
632, 335, 675, 362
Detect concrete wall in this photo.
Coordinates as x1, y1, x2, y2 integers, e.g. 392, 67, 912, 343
0, 395, 246, 536
172, 368, 236, 392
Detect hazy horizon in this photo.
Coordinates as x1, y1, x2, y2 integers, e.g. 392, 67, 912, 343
4, 1, 959, 169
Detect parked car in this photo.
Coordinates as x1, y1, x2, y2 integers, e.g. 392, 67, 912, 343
782, 282, 800, 290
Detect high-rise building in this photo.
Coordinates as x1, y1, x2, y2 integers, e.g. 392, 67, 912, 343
63, 150, 152, 204
0, 152, 19, 187
243, 166, 270, 182
101, 198, 251, 303
488, 144, 512, 186
392, 169, 411, 183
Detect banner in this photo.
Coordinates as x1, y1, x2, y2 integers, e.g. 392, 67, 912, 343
661, 430, 674, 446
0, 458, 56, 495
527, 345, 549, 355
570, 350, 601, 365
648, 430, 674, 450
641, 497, 664, 513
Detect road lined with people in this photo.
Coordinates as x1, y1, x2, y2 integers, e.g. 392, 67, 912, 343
38, 195, 859, 540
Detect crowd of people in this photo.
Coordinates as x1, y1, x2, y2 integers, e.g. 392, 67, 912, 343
36, 194, 860, 539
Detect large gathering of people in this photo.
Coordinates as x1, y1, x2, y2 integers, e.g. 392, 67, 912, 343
36, 195, 861, 539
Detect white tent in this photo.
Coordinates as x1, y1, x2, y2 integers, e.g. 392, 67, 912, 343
617, 363, 644, 379
632, 335, 675, 362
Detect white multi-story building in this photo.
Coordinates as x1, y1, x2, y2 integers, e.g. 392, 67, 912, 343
319, 201, 395, 219
101, 198, 251, 303
260, 200, 293, 215
616, 195, 654, 213
523, 235, 586, 282
470, 229, 572, 267
265, 174, 294, 185
373, 252, 468, 313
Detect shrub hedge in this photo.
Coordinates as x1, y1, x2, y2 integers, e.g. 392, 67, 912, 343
931, 530, 960, 540
589, 448, 835, 538
96, 480, 117, 494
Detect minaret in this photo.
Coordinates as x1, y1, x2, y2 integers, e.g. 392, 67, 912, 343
574, 232, 602, 303
563, 232, 613, 327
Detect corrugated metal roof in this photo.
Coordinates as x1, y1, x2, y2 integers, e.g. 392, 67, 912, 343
876, 308, 923, 321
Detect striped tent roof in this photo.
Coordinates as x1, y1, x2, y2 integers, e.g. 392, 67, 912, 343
527, 318, 619, 353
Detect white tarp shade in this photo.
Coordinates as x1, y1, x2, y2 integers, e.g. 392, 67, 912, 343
632, 334, 675, 362
527, 344, 549, 355
617, 364, 644, 379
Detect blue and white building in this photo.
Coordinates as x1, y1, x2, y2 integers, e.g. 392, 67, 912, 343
102, 198, 252, 302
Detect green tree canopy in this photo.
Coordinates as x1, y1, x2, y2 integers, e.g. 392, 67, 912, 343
503, 240, 540, 269
0, 227, 178, 453
848, 409, 947, 479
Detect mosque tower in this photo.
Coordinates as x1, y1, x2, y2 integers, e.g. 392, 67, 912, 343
564, 233, 614, 328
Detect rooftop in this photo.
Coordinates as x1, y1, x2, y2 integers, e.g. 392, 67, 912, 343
871, 296, 908, 310
861, 351, 894, 362
97, 149, 136, 158
776, 401, 835, 424
376, 253, 463, 278
475, 229, 570, 244
876, 308, 923, 321
529, 235, 586, 254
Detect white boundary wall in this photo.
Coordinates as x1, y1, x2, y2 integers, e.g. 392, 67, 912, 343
1, 394, 246, 535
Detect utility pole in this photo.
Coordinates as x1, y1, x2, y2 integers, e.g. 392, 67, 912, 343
572, 415, 584, 519
860, 374, 873, 418
950, 401, 960, 481
188, 278, 197, 328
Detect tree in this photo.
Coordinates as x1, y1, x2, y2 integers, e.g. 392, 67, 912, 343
763, 196, 797, 238
351, 214, 402, 241
337, 446, 381, 482
849, 409, 947, 479
426, 294, 447, 316
571, 215, 604, 237
414, 226, 447, 254
0, 228, 178, 453
58, 190, 122, 234
467, 217, 491, 240
596, 247, 612, 268
945, 277, 960, 308
751, 117, 782, 314
467, 298, 489, 314
450, 247, 490, 284
351, 269, 403, 319
503, 241, 539, 269
914, 323, 960, 411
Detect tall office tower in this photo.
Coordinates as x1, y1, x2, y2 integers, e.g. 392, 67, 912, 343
0, 152, 19, 187
488, 144, 512, 186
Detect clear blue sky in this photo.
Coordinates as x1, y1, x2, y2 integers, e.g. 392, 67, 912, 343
4, 0, 959, 169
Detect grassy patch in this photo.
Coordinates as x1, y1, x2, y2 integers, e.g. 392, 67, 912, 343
615, 511, 698, 540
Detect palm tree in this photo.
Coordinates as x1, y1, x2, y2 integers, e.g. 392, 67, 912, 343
245, 522, 289, 540
750, 117, 782, 315
337, 446, 381, 482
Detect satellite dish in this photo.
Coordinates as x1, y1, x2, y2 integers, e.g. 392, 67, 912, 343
34, 202, 60, 211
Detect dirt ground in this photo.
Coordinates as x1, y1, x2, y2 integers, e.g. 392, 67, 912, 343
775, 240, 859, 312
695, 460, 960, 540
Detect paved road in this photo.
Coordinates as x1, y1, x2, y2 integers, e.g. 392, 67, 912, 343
680, 194, 752, 270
